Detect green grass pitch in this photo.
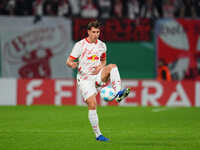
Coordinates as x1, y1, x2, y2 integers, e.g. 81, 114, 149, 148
0, 106, 200, 150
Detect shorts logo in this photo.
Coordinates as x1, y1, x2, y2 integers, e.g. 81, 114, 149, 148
87, 55, 99, 61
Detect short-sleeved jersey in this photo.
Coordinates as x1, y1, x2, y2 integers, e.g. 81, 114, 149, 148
70, 38, 107, 76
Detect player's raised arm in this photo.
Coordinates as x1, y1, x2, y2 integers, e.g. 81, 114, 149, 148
66, 56, 78, 69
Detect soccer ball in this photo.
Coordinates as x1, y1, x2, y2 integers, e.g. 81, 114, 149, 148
100, 86, 115, 102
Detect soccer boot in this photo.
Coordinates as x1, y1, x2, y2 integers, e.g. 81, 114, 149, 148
96, 135, 109, 142
115, 88, 130, 103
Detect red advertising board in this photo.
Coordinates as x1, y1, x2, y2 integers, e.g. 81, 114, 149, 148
17, 79, 76, 105
122, 80, 199, 107
16, 79, 200, 107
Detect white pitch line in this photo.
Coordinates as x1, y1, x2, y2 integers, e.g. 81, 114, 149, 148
152, 107, 176, 112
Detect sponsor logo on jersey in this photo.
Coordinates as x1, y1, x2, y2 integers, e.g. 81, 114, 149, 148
87, 55, 99, 61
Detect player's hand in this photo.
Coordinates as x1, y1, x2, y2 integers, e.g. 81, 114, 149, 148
71, 62, 78, 69
66, 57, 78, 69
91, 65, 102, 75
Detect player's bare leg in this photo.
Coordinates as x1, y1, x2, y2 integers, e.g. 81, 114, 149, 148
86, 95, 109, 141
101, 64, 130, 102
86, 94, 97, 110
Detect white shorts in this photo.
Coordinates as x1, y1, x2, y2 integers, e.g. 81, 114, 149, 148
77, 69, 104, 101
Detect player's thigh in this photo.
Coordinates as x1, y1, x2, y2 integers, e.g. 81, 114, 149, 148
77, 79, 97, 101
95, 68, 107, 85
100, 64, 116, 82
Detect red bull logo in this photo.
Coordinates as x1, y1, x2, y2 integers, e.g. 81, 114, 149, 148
87, 55, 99, 61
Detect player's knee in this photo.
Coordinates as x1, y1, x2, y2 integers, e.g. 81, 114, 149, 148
87, 99, 96, 109
88, 103, 96, 109
103, 64, 117, 76
108, 64, 117, 69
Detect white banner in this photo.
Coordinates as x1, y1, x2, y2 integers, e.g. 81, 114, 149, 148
0, 16, 73, 78
0, 79, 16, 105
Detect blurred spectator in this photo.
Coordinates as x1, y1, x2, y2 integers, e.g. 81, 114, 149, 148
179, 0, 196, 18
33, 0, 44, 23
162, 0, 176, 18
0, 0, 199, 19
127, 0, 140, 19
43, 0, 58, 16
138, 0, 145, 10
15, 0, 29, 15
0, 0, 6, 14
140, 0, 160, 20
68, 0, 80, 16
113, 0, 123, 18
157, 59, 172, 81
58, 0, 72, 17
80, 0, 87, 8
193, 0, 200, 17
6, 0, 16, 15
80, 0, 99, 18
154, 0, 163, 17
98, 0, 112, 18
171, 0, 182, 17
33, 0, 43, 16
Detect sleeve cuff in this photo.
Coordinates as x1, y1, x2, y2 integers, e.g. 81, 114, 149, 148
70, 56, 77, 60
100, 53, 106, 61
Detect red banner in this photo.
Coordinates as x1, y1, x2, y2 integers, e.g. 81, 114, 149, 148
73, 18, 152, 41
156, 19, 200, 80
16, 79, 200, 107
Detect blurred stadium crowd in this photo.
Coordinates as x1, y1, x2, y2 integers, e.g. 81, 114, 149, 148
0, 0, 200, 19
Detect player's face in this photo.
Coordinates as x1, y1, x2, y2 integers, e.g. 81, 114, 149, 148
88, 27, 100, 42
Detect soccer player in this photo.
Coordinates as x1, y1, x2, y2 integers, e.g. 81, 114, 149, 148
66, 20, 130, 142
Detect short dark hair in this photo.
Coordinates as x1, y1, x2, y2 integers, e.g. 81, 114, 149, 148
87, 20, 101, 30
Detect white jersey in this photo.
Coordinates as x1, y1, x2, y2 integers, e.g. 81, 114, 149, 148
70, 38, 107, 77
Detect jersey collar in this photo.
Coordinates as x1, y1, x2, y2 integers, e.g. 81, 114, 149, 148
85, 38, 98, 44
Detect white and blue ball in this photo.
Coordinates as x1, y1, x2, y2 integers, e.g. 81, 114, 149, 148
100, 86, 115, 102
